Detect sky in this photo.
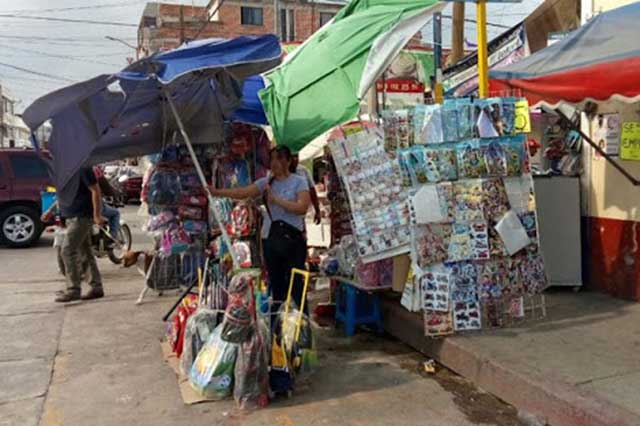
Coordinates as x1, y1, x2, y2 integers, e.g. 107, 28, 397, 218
0, 0, 541, 113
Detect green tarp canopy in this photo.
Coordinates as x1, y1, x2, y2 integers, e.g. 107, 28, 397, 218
259, 0, 444, 152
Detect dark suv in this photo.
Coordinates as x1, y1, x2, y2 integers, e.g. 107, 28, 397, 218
0, 148, 53, 248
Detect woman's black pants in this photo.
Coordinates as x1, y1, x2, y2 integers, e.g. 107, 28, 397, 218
263, 233, 307, 314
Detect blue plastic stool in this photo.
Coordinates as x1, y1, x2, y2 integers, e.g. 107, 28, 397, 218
335, 279, 384, 337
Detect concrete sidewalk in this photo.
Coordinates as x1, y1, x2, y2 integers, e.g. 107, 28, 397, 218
382, 291, 640, 426
0, 207, 528, 426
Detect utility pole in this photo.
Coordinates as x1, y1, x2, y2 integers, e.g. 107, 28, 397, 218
450, 3, 465, 65
432, 12, 443, 103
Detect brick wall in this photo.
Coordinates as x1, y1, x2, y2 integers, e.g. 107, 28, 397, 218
139, 1, 344, 55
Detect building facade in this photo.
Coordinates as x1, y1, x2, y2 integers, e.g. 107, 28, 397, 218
0, 85, 30, 149
138, 0, 346, 56
580, 0, 640, 301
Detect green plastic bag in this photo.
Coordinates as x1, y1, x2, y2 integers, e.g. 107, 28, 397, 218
189, 325, 237, 400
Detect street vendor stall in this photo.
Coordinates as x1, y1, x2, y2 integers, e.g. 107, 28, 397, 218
489, 2, 640, 301
22, 35, 319, 408
259, 0, 548, 338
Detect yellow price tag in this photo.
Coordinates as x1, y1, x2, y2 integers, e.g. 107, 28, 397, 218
514, 99, 531, 134
620, 122, 640, 161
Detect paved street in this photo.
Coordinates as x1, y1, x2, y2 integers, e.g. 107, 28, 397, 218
0, 206, 524, 426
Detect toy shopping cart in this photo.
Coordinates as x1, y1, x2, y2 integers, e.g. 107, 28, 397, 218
269, 268, 313, 397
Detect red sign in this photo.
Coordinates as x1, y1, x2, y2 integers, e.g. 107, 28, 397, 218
376, 79, 424, 93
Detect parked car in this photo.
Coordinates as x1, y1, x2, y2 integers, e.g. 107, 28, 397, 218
0, 148, 53, 248
121, 173, 143, 203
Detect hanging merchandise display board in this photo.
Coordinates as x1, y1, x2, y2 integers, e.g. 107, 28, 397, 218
328, 129, 412, 263
378, 97, 547, 336
620, 122, 640, 161
591, 113, 620, 158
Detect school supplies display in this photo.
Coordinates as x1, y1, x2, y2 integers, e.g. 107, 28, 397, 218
329, 129, 411, 263
381, 97, 547, 336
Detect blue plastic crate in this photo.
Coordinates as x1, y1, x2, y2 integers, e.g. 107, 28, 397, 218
41, 191, 57, 214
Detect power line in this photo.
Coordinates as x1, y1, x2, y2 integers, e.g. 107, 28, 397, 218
0, 14, 138, 27
0, 35, 137, 42
3, 0, 148, 15
441, 14, 511, 29
0, 62, 74, 82
0, 43, 124, 67
193, 0, 227, 40
1, 79, 60, 93
1, 75, 65, 85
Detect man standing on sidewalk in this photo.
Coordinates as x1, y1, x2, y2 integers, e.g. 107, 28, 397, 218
55, 167, 106, 303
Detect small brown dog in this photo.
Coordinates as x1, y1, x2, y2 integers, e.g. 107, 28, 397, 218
123, 250, 157, 305
122, 250, 154, 272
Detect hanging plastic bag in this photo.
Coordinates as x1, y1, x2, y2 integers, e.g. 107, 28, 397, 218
272, 303, 315, 373
145, 211, 176, 232
220, 272, 256, 343
180, 308, 219, 376
227, 202, 254, 237
147, 168, 181, 208
169, 295, 198, 357
495, 210, 531, 255
189, 325, 238, 400
178, 205, 205, 221
233, 320, 269, 410
160, 225, 191, 256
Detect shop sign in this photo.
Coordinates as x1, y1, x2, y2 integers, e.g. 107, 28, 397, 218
620, 122, 640, 161
443, 25, 527, 97
591, 113, 620, 159
376, 79, 424, 93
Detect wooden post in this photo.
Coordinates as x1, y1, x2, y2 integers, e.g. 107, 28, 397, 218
450, 2, 465, 65
179, 5, 185, 44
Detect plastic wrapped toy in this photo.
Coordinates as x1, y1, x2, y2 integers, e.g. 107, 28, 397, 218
145, 211, 176, 232
189, 325, 238, 399
180, 308, 219, 376
178, 205, 205, 221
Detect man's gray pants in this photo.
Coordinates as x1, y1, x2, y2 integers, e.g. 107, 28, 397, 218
62, 217, 102, 294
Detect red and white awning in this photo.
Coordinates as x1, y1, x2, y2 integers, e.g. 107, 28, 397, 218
489, 3, 640, 108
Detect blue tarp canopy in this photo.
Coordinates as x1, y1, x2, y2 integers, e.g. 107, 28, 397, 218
22, 35, 280, 201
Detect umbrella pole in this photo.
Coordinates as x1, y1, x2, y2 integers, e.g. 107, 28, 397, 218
164, 91, 240, 269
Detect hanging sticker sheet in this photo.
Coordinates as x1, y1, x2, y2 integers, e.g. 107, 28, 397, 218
519, 253, 548, 294
484, 299, 505, 328
414, 104, 444, 145
329, 130, 411, 262
379, 97, 546, 335
409, 182, 455, 225
412, 224, 452, 268
453, 180, 485, 222
482, 178, 511, 221
449, 261, 480, 303
477, 259, 505, 301
453, 301, 482, 331
420, 270, 450, 312
424, 310, 454, 336
382, 109, 413, 151
447, 222, 490, 262
506, 296, 525, 319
